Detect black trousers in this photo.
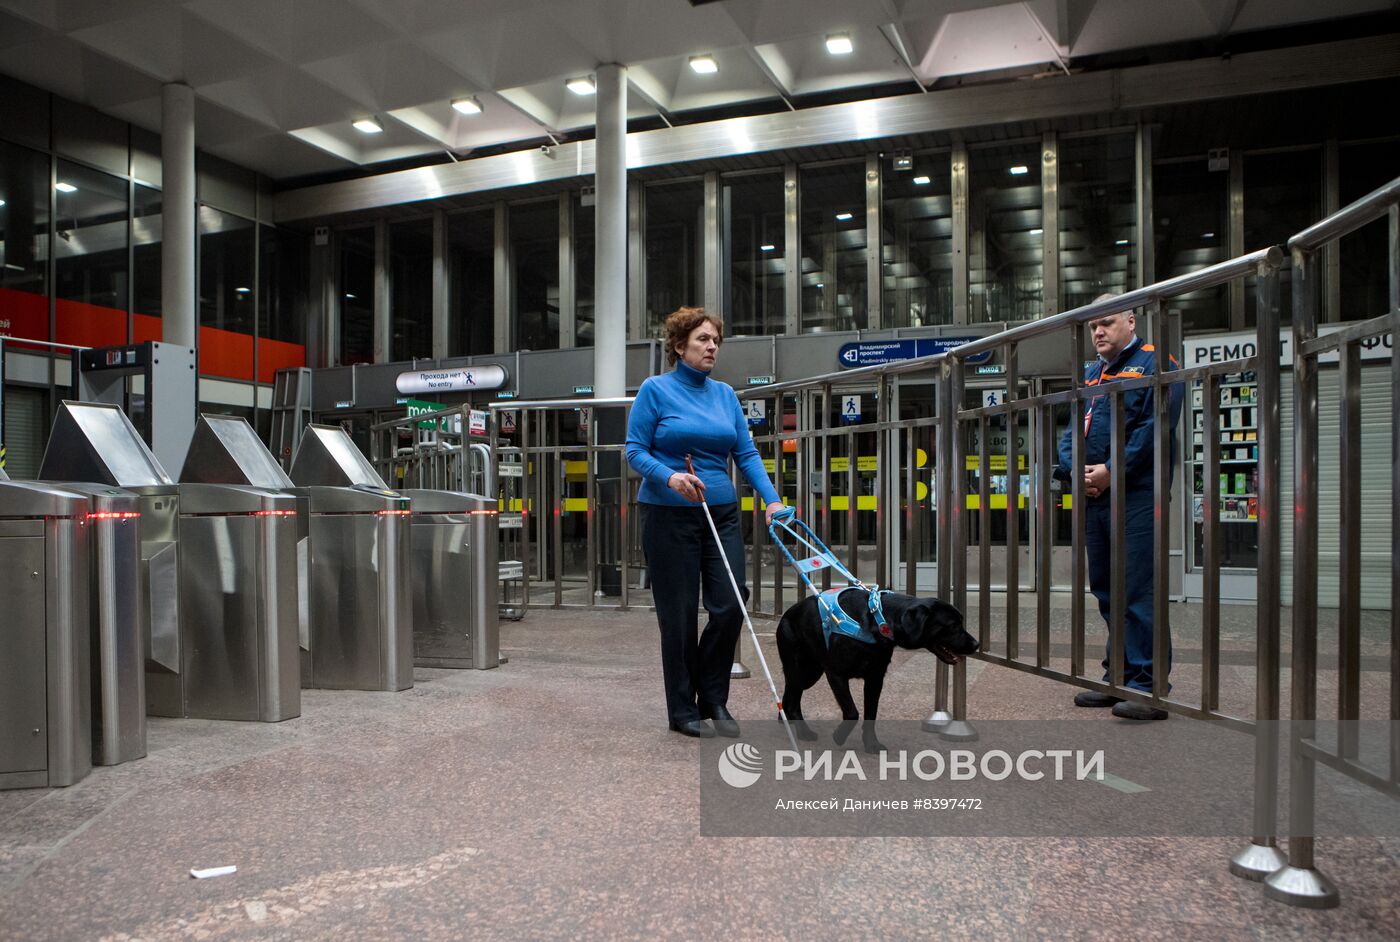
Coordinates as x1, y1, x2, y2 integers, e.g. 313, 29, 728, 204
640, 502, 748, 724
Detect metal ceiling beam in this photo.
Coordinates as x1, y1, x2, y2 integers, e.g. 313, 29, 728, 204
274, 34, 1400, 222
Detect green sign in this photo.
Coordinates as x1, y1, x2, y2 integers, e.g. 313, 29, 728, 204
406, 398, 442, 429
574, 385, 594, 395
974, 364, 1005, 375
747, 375, 774, 386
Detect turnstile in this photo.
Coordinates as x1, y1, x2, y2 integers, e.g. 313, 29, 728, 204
291, 425, 413, 692
43, 483, 144, 766
400, 489, 500, 670
40, 403, 300, 722
178, 415, 302, 721
0, 469, 92, 790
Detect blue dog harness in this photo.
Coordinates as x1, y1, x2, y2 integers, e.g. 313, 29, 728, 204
817, 586, 894, 647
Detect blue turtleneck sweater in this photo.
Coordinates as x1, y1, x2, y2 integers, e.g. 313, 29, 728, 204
626, 360, 782, 508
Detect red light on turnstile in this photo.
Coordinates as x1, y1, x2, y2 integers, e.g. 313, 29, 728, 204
468, 509, 498, 515
376, 509, 412, 516
87, 512, 141, 521
253, 509, 297, 517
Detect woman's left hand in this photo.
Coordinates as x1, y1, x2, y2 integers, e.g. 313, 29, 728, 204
765, 502, 792, 526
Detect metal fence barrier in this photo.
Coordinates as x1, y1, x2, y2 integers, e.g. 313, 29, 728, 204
477, 178, 1397, 908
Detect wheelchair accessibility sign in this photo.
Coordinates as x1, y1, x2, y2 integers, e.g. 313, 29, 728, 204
744, 399, 766, 427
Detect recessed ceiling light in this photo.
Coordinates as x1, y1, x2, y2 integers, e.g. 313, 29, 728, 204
760, 244, 776, 251
1008, 165, 1029, 175
451, 97, 483, 115
1116, 239, 1129, 246
352, 117, 383, 134
1029, 228, 1043, 235
689, 54, 718, 74
235, 287, 251, 294
825, 33, 853, 55
835, 212, 854, 221
55, 182, 78, 193
816, 283, 825, 289
345, 293, 357, 300
567, 76, 596, 95
1202, 232, 1215, 238
912, 176, 931, 185
0, 198, 6, 207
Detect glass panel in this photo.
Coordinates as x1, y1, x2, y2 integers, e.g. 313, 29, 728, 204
644, 180, 704, 337
258, 224, 308, 382
198, 206, 255, 379
969, 143, 1042, 323
1243, 148, 1321, 327
1153, 159, 1228, 333
799, 162, 866, 332
882, 155, 952, 328
0, 141, 50, 342
447, 210, 494, 356
55, 160, 129, 347
339, 226, 375, 365
725, 172, 785, 335
575, 196, 594, 347
1059, 134, 1136, 309
132, 184, 161, 337
510, 200, 559, 350
1339, 138, 1400, 322
389, 217, 432, 361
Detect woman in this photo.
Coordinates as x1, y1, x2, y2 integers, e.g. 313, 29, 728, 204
626, 307, 790, 739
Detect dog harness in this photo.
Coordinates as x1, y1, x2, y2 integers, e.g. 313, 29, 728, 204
817, 586, 893, 647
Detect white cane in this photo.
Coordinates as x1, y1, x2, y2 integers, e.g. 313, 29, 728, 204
686, 455, 799, 752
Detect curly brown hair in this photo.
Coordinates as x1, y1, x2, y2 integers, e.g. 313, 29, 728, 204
662, 306, 724, 367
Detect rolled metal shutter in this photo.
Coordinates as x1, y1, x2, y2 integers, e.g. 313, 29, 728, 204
1280, 362, 1393, 609
1, 386, 47, 479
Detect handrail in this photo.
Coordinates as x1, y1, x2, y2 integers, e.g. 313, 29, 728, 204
487, 397, 635, 410
946, 245, 1285, 361
1289, 176, 1400, 252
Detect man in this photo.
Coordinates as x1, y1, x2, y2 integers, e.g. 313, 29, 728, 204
1056, 298, 1183, 721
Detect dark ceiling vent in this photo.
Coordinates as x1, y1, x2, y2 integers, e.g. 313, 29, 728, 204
688, 1, 726, 5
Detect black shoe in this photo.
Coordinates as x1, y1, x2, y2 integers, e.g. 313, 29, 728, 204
700, 704, 740, 738
669, 719, 716, 738
1112, 700, 1168, 721
1074, 691, 1124, 708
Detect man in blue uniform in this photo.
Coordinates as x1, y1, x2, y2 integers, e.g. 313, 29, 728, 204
1056, 300, 1183, 720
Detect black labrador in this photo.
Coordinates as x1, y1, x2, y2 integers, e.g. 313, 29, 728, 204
776, 591, 978, 753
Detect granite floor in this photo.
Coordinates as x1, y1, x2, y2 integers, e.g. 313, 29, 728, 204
1, 605, 1396, 941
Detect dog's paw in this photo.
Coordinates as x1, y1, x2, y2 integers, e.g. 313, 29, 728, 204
862, 737, 888, 755
832, 720, 857, 747
792, 721, 818, 742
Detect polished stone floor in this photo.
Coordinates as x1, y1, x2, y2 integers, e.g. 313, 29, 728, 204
1, 605, 1396, 940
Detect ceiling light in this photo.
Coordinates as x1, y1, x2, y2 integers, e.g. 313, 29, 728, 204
345, 293, 357, 300
689, 54, 718, 74
1202, 232, 1215, 238
1029, 228, 1043, 235
55, 182, 78, 193
1116, 239, 1129, 246
825, 33, 853, 55
0, 198, 6, 206
352, 117, 383, 134
816, 283, 825, 289
835, 212, 853, 221
760, 244, 776, 252
451, 97, 483, 115
912, 176, 931, 185
235, 286, 251, 294
1008, 165, 1029, 175
567, 76, 596, 95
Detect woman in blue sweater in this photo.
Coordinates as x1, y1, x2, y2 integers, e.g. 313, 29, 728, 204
626, 307, 789, 739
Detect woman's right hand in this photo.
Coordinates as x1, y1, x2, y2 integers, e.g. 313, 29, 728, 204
668, 472, 706, 503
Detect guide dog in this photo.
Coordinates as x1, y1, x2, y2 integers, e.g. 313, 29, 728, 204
776, 591, 977, 753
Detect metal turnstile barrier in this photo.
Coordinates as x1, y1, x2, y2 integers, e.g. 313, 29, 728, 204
292, 424, 413, 692
400, 489, 500, 670
0, 469, 92, 790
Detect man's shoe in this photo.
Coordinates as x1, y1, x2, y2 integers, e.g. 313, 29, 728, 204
700, 704, 740, 738
1112, 700, 1168, 721
669, 719, 716, 738
1074, 691, 1124, 708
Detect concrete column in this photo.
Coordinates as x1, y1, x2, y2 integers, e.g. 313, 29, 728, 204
161, 83, 196, 348
594, 63, 627, 396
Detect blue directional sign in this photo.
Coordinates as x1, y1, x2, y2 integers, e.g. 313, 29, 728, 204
836, 338, 992, 368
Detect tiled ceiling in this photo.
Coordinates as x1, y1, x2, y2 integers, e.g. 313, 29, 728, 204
0, 0, 1391, 181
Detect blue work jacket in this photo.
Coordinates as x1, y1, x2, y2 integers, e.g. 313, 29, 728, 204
1055, 335, 1184, 494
